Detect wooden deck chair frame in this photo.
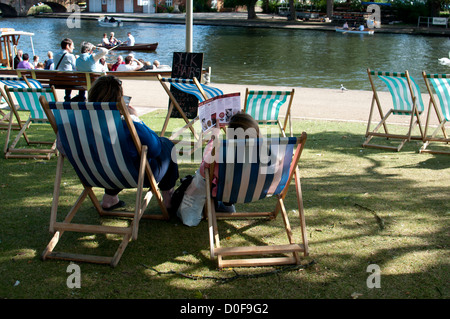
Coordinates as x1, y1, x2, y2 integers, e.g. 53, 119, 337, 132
363, 69, 424, 152
420, 72, 450, 155
243, 89, 295, 137
39, 96, 170, 267
0, 76, 39, 130
205, 133, 308, 268
158, 75, 224, 152
2, 85, 58, 159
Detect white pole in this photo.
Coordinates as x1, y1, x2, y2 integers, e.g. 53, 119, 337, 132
186, 0, 193, 52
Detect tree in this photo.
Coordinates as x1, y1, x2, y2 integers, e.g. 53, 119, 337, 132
288, 0, 296, 21
224, 0, 258, 19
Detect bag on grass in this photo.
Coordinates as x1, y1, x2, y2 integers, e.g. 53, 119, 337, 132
177, 170, 206, 227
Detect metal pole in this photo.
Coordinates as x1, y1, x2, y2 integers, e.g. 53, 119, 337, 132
186, 0, 193, 52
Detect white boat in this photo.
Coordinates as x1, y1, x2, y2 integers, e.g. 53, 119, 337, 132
335, 27, 374, 35
98, 17, 123, 27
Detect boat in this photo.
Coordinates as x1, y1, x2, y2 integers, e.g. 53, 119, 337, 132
100, 43, 159, 52
335, 27, 374, 35
0, 29, 35, 69
98, 17, 123, 27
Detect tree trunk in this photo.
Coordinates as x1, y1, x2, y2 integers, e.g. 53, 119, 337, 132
288, 0, 296, 21
247, 4, 257, 19
327, 0, 333, 19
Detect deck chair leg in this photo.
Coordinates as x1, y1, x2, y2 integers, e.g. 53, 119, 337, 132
294, 167, 309, 256
278, 197, 300, 264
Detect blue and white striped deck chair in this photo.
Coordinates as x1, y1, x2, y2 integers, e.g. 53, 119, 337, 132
364, 69, 425, 152
158, 75, 223, 142
38, 97, 169, 267
3, 86, 57, 159
0, 76, 42, 130
421, 72, 450, 154
244, 89, 295, 137
205, 133, 308, 268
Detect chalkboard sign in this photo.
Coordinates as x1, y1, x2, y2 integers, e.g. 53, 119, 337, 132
169, 52, 204, 119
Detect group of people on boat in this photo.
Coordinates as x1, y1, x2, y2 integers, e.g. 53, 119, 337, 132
14, 49, 55, 70
100, 32, 135, 48
343, 21, 366, 31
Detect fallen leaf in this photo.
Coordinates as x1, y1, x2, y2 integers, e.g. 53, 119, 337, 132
351, 292, 362, 299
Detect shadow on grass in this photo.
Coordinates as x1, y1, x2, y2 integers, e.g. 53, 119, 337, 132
0, 121, 448, 299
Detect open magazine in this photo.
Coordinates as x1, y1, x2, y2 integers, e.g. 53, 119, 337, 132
198, 92, 241, 132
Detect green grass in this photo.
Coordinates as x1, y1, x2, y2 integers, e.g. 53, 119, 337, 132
0, 110, 448, 299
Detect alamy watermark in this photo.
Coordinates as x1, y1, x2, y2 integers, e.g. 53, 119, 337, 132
66, 5, 81, 29
366, 264, 381, 288
66, 263, 81, 289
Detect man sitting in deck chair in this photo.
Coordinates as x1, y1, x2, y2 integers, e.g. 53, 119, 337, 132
363, 69, 424, 152
39, 75, 179, 267
420, 72, 450, 154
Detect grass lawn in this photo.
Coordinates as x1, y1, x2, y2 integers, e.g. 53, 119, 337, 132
0, 110, 448, 300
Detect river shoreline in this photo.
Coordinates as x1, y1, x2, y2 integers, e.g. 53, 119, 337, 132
34, 11, 450, 37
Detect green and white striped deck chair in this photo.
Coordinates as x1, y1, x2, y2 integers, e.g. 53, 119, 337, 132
244, 89, 295, 137
3, 86, 57, 159
205, 133, 308, 268
420, 72, 450, 154
0, 76, 42, 130
364, 69, 425, 152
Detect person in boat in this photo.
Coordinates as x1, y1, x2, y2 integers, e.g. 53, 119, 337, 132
123, 32, 135, 47
101, 33, 111, 47
343, 21, 349, 30
17, 53, 34, 69
110, 55, 125, 71
76, 41, 108, 73
116, 55, 143, 71
137, 59, 153, 71
359, 24, 365, 31
109, 32, 121, 46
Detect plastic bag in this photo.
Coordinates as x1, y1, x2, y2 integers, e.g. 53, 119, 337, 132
176, 169, 206, 227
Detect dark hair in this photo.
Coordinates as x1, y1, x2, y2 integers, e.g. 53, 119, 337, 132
60, 38, 73, 50
124, 56, 132, 64
227, 112, 260, 139
88, 75, 123, 103
22, 53, 29, 61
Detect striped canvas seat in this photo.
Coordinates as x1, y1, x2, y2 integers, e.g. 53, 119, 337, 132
3, 86, 57, 159
39, 98, 169, 267
205, 133, 309, 268
158, 74, 224, 146
363, 69, 424, 152
420, 72, 450, 154
0, 77, 42, 129
244, 89, 295, 137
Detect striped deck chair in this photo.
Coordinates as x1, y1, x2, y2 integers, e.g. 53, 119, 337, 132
158, 75, 223, 144
244, 89, 295, 137
3, 86, 58, 159
420, 72, 450, 154
205, 133, 308, 268
363, 69, 425, 151
0, 76, 42, 130
38, 97, 169, 267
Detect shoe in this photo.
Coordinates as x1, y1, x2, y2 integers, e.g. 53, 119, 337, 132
102, 200, 126, 211
215, 200, 235, 213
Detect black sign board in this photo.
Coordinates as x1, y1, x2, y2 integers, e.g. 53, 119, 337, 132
169, 52, 204, 119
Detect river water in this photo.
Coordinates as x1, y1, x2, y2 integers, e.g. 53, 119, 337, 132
2, 17, 450, 91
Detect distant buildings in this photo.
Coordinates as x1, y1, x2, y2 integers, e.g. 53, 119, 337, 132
86, 0, 221, 13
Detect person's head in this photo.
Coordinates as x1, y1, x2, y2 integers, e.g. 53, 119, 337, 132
33, 55, 39, 62
80, 41, 94, 54
103, 33, 107, 38
124, 56, 132, 65
47, 51, 53, 58
110, 32, 115, 38
127, 32, 131, 36
36, 62, 44, 69
153, 60, 160, 67
22, 53, 29, 61
99, 57, 106, 65
117, 55, 123, 63
17, 49, 23, 57
227, 112, 260, 139
88, 75, 123, 103
61, 38, 74, 52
